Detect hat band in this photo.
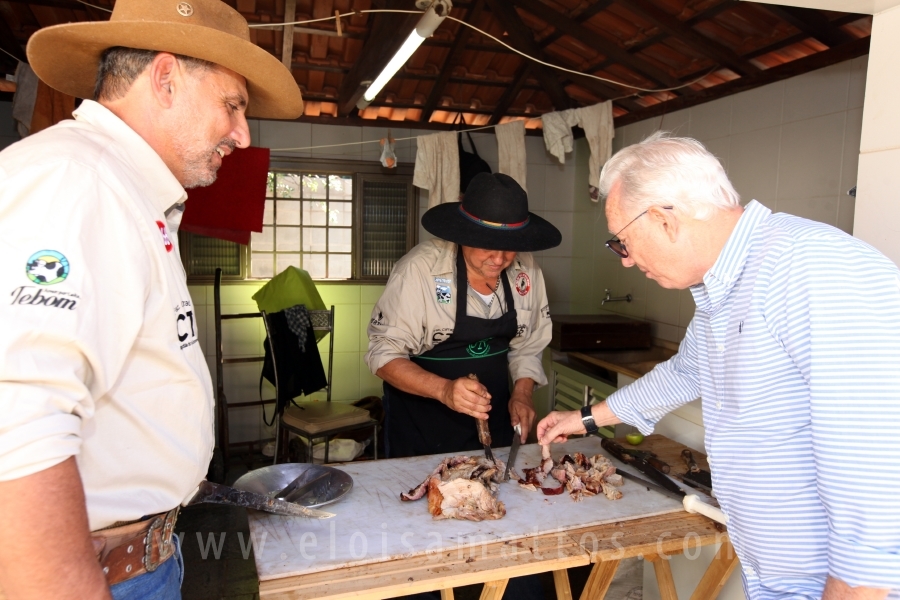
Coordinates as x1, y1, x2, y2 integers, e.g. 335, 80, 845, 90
459, 206, 530, 230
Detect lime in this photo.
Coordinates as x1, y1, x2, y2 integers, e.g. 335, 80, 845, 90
625, 432, 645, 445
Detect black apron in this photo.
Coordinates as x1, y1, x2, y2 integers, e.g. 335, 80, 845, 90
383, 247, 518, 458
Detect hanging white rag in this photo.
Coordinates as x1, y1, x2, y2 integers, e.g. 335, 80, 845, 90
380, 131, 397, 168
541, 108, 579, 164
11, 62, 39, 138
575, 101, 614, 202
496, 120, 527, 191
413, 131, 460, 208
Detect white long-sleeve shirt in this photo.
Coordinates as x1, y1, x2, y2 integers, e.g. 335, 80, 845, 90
0, 100, 214, 531
365, 239, 552, 387
607, 200, 900, 598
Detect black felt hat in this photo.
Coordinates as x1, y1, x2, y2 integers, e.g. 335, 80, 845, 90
421, 173, 562, 252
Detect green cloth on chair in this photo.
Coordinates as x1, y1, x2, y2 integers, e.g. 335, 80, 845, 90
252, 267, 328, 340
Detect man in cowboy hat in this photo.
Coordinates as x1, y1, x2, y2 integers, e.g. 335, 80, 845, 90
366, 172, 561, 458
0, 0, 303, 597
365, 173, 559, 600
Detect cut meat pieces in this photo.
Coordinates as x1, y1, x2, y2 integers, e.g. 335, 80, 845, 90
400, 455, 506, 521
519, 447, 624, 502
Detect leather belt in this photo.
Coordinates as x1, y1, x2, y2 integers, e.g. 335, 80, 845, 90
91, 507, 180, 586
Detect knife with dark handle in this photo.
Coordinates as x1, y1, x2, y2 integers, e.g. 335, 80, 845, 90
467, 373, 495, 463
502, 423, 522, 481
189, 481, 335, 519
614, 467, 727, 525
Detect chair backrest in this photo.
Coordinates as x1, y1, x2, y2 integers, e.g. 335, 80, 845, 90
308, 307, 335, 403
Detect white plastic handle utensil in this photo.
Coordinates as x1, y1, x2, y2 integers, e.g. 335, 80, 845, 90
683, 493, 727, 525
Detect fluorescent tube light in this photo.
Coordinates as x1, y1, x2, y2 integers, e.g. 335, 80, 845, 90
357, 0, 450, 110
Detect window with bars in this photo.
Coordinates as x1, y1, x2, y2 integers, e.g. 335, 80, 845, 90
179, 158, 417, 283
250, 171, 354, 280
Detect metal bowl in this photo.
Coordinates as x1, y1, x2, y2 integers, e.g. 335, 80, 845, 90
233, 463, 353, 509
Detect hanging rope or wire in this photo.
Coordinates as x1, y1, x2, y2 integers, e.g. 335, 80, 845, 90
0, 47, 23, 64
271, 122, 502, 152
75, 0, 112, 12
251, 9, 714, 95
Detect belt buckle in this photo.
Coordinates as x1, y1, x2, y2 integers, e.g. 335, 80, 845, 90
142, 516, 164, 572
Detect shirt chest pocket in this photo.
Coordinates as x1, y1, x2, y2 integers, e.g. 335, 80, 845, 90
515, 309, 532, 338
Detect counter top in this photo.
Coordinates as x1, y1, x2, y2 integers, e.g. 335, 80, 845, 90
568, 345, 677, 380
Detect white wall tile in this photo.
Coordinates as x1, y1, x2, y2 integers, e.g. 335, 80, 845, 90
837, 194, 856, 234
728, 126, 781, 205
645, 283, 681, 327
540, 211, 574, 258
615, 266, 648, 320
526, 135, 554, 165
257, 120, 311, 158
678, 289, 695, 328
848, 55, 868, 110
777, 112, 846, 200
783, 61, 851, 123
777, 195, 839, 226
840, 107, 864, 199
702, 136, 730, 174
526, 165, 547, 212
660, 108, 691, 137
247, 119, 260, 148
850, 146, 900, 262
544, 162, 575, 211
731, 81, 784, 135
310, 124, 362, 159
689, 96, 732, 142
541, 256, 572, 304
622, 119, 660, 146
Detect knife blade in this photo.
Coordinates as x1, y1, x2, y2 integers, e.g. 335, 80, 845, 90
467, 373, 495, 464
602, 439, 727, 525
503, 423, 522, 482
273, 470, 331, 502
189, 481, 335, 519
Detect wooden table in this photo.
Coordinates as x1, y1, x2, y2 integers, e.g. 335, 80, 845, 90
253, 436, 739, 600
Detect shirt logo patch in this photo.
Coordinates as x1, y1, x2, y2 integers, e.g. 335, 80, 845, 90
26, 250, 69, 285
156, 221, 174, 252
515, 272, 531, 296
436, 284, 451, 304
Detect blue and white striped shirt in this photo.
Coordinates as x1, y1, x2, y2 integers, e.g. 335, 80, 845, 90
607, 200, 900, 599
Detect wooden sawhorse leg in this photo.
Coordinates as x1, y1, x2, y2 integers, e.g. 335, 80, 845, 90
553, 569, 574, 600
645, 553, 678, 600
579, 559, 621, 600
480, 579, 509, 600
689, 538, 739, 600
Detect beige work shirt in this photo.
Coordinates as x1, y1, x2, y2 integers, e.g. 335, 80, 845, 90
0, 101, 214, 530
365, 239, 552, 387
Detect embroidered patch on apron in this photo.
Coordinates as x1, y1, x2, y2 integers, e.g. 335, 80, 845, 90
515, 272, 531, 296
436, 284, 451, 304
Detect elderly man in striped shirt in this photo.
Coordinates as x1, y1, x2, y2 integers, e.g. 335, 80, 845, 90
538, 132, 900, 600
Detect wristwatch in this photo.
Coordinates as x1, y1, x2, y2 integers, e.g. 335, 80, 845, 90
580, 405, 599, 434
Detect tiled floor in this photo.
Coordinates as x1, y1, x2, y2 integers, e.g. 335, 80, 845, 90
177, 462, 602, 600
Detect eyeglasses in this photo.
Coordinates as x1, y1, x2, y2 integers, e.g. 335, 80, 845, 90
605, 206, 674, 259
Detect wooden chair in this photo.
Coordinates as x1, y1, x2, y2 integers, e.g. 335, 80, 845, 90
270, 306, 378, 464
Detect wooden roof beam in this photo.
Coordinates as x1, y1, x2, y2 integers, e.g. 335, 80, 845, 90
513, 0, 688, 93
419, 0, 485, 123
616, 0, 759, 77
281, 0, 296, 70
335, 0, 421, 117
761, 5, 856, 48
615, 35, 869, 127
483, 0, 572, 112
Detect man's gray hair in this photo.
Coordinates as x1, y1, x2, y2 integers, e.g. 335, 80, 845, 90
94, 47, 215, 101
598, 131, 740, 220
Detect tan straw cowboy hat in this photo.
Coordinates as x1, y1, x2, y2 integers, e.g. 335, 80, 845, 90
25, 0, 303, 119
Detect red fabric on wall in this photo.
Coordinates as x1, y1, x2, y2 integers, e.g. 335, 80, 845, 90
181, 146, 270, 245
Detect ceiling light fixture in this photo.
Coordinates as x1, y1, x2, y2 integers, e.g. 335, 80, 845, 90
356, 0, 451, 110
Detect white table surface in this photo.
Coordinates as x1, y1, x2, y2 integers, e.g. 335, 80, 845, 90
249, 436, 683, 582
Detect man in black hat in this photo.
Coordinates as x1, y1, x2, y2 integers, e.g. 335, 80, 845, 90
365, 172, 561, 458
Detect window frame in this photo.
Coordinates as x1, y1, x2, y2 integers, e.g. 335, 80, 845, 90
180, 156, 416, 285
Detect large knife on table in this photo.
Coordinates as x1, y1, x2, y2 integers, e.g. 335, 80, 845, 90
467, 373, 496, 464
601, 439, 727, 525
502, 423, 522, 481
187, 481, 335, 519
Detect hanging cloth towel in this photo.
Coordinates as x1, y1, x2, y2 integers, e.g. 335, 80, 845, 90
284, 304, 312, 351
496, 120, 528, 191
576, 101, 614, 202
541, 108, 579, 164
413, 130, 459, 208
261, 307, 327, 412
